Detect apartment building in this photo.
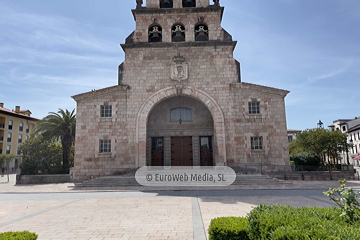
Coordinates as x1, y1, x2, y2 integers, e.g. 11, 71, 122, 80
0, 103, 39, 171
329, 117, 360, 165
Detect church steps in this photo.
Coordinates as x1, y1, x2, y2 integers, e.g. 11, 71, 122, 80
74, 174, 290, 188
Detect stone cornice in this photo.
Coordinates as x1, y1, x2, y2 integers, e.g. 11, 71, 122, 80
72, 85, 130, 101
132, 6, 224, 21
230, 82, 290, 97
121, 40, 237, 51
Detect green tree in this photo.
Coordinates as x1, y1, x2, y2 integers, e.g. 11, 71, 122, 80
34, 109, 76, 169
0, 154, 16, 181
20, 135, 63, 174
294, 128, 348, 165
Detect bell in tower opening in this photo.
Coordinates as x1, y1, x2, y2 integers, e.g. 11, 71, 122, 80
149, 25, 162, 42
172, 24, 185, 42
160, 0, 173, 8
195, 24, 208, 41
183, 0, 196, 8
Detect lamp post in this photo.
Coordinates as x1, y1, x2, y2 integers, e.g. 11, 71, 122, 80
317, 120, 323, 129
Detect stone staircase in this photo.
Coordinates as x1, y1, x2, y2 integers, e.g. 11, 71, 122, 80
73, 173, 289, 188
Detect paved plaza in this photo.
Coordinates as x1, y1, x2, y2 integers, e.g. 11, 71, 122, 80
1, 174, 360, 240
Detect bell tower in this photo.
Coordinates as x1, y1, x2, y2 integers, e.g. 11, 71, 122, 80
121, 0, 239, 85
126, 0, 232, 44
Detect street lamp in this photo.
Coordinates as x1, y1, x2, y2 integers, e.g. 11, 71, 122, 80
317, 120, 324, 129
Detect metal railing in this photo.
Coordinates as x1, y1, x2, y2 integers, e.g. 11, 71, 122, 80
225, 162, 355, 181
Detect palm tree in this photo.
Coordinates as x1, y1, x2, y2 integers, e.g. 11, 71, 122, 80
34, 109, 76, 169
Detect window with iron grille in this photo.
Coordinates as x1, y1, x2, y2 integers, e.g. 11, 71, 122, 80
100, 105, 112, 118
251, 136, 263, 150
99, 139, 111, 153
248, 102, 260, 114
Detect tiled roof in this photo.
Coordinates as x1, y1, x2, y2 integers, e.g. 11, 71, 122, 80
348, 124, 360, 132
0, 107, 39, 121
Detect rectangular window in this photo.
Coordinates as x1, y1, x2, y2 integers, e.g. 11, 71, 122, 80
19, 122, 23, 132
152, 137, 164, 150
18, 134, 22, 144
8, 120, 13, 130
248, 102, 260, 114
6, 145, 11, 154
7, 132, 12, 142
99, 139, 111, 153
170, 108, 192, 122
100, 105, 112, 118
288, 136, 293, 142
200, 136, 212, 150
251, 136, 263, 150
26, 124, 30, 133
17, 146, 21, 155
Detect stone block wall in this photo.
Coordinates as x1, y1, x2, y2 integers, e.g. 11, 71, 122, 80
133, 9, 224, 42
146, 0, 211, 8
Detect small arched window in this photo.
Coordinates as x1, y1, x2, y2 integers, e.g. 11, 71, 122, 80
170, 108, 192, 122
195, 24, 209, 41
172, 24, 185, 42
148, 25, 162, 42
160, 0, 173, 8
183, 0, 196, 8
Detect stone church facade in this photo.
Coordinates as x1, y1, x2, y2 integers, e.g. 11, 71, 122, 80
72, 0, 290, 180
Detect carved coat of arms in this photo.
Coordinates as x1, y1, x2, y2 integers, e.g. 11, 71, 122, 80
171, 54, 188, 83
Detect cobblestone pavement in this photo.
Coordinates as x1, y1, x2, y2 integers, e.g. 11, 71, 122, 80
1, 175, 360, 239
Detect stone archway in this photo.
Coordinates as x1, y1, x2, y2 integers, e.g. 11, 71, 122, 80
135, 86, 226, 167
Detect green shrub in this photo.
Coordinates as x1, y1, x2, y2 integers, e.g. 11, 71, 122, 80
19, 158, 39, 175
324, 179, 360, 222
0, 231, 37, 240
208, 217, 250, 240
247, 204, 360, 240
290, 152, 321, 167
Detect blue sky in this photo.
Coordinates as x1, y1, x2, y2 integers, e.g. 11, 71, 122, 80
1, 0, 359, 130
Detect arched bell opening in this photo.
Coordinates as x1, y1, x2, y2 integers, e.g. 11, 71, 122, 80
146, 95, 214, 166
183, 0, 196, 8
171, 24, 185, 42
148, 25, 162, 43
160, 0, 173, 8
195, 24, 209, 41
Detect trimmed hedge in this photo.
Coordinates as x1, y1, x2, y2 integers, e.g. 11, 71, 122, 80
208, 217, 250, 240
0, 231, 37, 240
209, 204, 360, 240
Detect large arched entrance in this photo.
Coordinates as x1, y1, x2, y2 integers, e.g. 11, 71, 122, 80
135, 86, 226, 167
147, 95, 214, 166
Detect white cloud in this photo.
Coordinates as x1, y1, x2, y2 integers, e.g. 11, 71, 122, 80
307, 59, 354, 82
